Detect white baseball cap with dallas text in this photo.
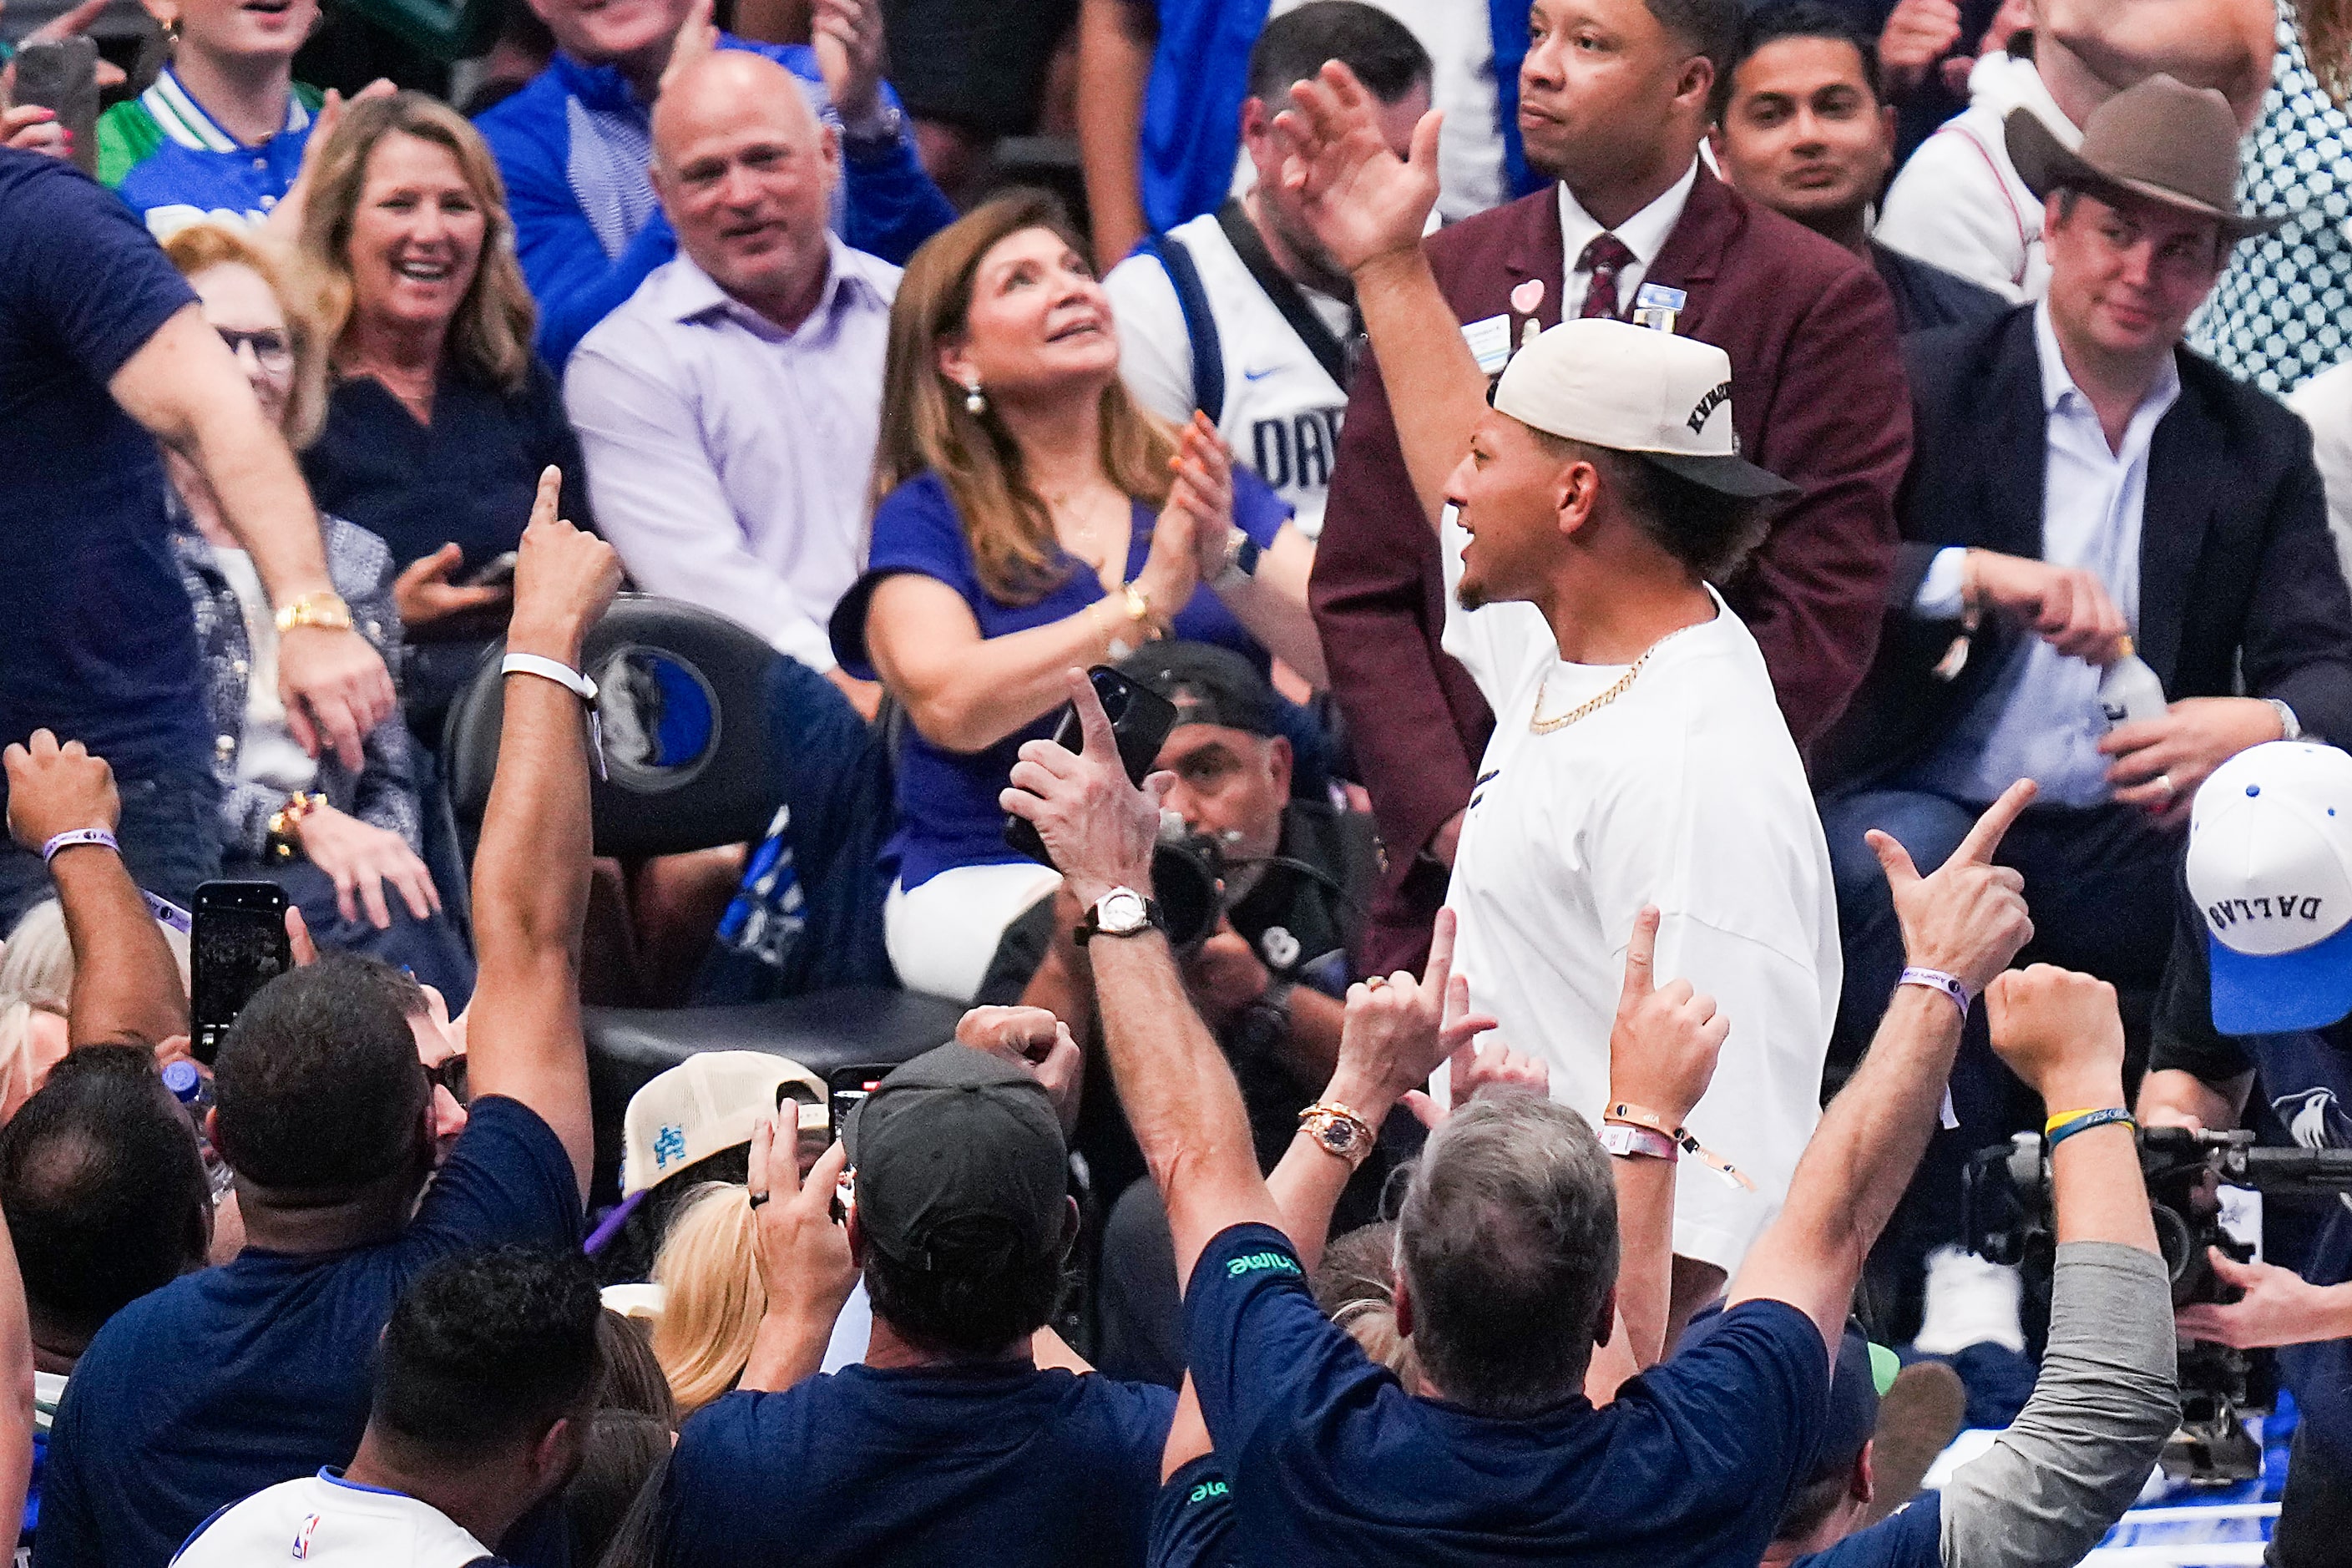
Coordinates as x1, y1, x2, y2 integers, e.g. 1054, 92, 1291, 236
2186, 741, 2352, 1034
1490, 317, 1798, 499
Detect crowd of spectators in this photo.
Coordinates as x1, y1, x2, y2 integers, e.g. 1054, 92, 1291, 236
3, 0, 2352, 1563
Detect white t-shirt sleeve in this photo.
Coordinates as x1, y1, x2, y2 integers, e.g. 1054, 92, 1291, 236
2287, 365, 2352, 584
1438, 505, 1555, 709
1104, 251, 1199, 425
1874, 124, 2035, 303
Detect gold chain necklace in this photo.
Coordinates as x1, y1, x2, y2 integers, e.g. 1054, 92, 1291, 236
1528, 623, 1699, 734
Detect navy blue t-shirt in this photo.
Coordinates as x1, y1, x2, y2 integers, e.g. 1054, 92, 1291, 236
1151, 1454, 1235, 1568
659, 1358, 1176, 1568
33, 1097, 582, 1568
1185, 1222, 1831, 1567
1796, 1494, 1943, 1568
830, 468, 1289, 890
0, 150, 207, 775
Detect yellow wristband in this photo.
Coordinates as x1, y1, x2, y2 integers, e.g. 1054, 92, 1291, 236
2045, 1106, 2126, 1136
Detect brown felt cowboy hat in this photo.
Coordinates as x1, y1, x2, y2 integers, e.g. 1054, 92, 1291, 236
2006, 73, 2285, 240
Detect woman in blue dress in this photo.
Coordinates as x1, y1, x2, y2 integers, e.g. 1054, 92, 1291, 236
832, 191, 1326, 1001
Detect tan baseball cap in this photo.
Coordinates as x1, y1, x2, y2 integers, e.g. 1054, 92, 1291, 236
620, 1050, 827, 1198
1490, 318, 1797, 499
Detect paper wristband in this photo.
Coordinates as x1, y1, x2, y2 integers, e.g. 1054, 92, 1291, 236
40, 827, 118, 864
1898, 967, 1971, 1019
1605, 1102, 1757, 1191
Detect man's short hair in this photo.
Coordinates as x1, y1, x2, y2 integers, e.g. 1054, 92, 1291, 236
0, 1046, 209, 1338
1713, 0, 1881, 124
1540, 433, 1774, 583
862, 1221, 1070, 1358
1396, 1097, 1621, 1416
1247, 1, 1433, 107
1646, 0, 1743, 78
212, 954, 430, 1191
373, 1245, 604, 1459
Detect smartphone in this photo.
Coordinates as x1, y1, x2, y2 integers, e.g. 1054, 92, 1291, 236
10, 37, 99, 177
1002, 665, 1180, 866
190, 881, 292, 1064
827, 1062, 893, 1144
462, 551, 518, 589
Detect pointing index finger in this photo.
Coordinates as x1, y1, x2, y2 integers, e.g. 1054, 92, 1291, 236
1954, 777, 2037, 867
529, 465, 563, 532
1619, 905, 1661, 1004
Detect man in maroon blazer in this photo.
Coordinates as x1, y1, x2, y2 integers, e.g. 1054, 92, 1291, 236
1312, 0, 1909, 972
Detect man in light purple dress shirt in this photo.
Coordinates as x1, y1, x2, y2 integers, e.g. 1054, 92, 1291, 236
565, 48, 898, 716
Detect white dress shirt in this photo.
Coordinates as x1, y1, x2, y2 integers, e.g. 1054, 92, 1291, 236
565, 237, 901, 671
1558, 158, 1698, 316
1911, 301, 2182, 807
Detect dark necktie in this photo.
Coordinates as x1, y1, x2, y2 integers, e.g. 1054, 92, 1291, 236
1577, 233, 1636, 321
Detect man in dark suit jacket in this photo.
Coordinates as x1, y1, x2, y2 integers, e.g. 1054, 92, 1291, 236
1311, 0, 1909, 973
1814, 79, 2352, 1322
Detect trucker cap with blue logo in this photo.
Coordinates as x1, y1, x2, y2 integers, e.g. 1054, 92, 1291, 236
2186, 741, 2352, 1034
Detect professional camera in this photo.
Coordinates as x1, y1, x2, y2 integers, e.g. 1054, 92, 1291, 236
1152, 824, 1227, 955
1965, 1125, 2352, 1485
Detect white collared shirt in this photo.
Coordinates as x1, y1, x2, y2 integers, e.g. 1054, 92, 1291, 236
1556, 159, 1700, 317
565, 235, 901, 671
1912, 301, 2183, 806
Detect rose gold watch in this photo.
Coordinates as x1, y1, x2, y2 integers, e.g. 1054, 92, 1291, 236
1298, 1100, 1375, 1169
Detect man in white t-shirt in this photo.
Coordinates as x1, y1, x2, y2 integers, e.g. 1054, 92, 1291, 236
170, 1247, 602, 1568
1104, 3, 1430, 539
1431, 317, 1840, 1321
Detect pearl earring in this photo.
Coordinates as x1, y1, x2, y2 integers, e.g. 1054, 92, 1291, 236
964, 382, 987, 417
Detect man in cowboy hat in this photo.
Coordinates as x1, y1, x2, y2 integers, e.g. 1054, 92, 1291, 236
1813, 71, 2352, 1332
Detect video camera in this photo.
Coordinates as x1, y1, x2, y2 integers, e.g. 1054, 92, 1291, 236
1965, 1125, 2352, 1485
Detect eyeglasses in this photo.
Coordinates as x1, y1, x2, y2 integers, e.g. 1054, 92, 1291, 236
215, 326, 294, 373
425, 1052, 468, 1104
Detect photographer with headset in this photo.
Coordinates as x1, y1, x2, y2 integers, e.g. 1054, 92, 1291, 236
2137, 741, 2352, 1568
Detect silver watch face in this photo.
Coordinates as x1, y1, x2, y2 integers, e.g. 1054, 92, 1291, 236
1097, 888, 1149, 933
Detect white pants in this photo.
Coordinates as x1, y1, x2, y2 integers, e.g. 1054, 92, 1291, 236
884, 861, 1064, 1003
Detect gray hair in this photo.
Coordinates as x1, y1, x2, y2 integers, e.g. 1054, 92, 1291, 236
1395, 1096, 1621, 1416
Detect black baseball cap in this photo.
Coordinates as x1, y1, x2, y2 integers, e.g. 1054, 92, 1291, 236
842, 1044, 1068, 1272
1117, 640, 1282, 738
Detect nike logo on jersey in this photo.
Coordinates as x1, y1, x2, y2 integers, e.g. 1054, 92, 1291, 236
1242, 365, 1278, 382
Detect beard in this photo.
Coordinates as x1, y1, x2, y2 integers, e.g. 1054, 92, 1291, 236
1456, 577, 1490, 612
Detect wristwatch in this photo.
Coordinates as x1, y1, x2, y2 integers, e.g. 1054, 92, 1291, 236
839, 100, 908, 159
1075, 886, 1162, 944
2267, 698, 2303, 741
1299, 1100, 1375, 1168
1211, 530, 1262, 592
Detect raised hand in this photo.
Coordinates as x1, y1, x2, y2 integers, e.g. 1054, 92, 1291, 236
658, 0, 721, 99
266, 78, 394, 241
1000, 668, 1164, 907
1867, 778, 2036, 997
747, 1110, 857, 1343
1333, 908, 1497, 1108
1605, 906, 1731, 1128
1985, 964, 2127, 1109
1878, 0, 1963, 93
956, 1003, 1083, 1133
1268, 60, 1441, 276
811, 0, 888, 129
1404, 1025, 1546, 1128
506, 466, 622, 667
3, 730, 119, 852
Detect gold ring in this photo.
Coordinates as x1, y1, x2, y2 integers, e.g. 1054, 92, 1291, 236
1363, 976, 1388, 992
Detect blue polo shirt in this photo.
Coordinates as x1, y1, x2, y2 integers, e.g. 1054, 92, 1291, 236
0, 150, 206, 774
659, 1358, 1175, 1567
1183, 1222, 1831, 1567
33, 1098, 582, 1568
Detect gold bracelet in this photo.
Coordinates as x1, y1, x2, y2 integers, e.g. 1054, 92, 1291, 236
266, 791, 327, 861
274, 591, 354, 635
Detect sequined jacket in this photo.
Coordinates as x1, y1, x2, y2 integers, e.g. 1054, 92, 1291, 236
171, 504, 422, 861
